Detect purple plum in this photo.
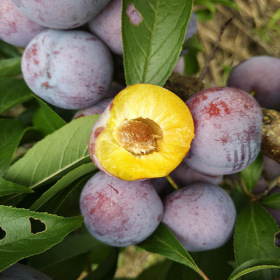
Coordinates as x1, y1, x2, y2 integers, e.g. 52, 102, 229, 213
10, 0, 111, 29
162, 183, 236, 252
21, 29, 113, 109
79, 171, 163, 247
0, 0, 45, 47
184, 87, 263, 175
227, 56, 280, 109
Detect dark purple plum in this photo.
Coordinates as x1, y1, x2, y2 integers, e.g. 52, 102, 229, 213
227, 56, 280, 109
162, 183, 236, 252
0, 263, 51, 279
79, 171, 163, 247
253, 155, 280, 194
0, 0, 45, 47
184, 87, 263, 176
21, 29, 113, 110
10, 0, 110, 29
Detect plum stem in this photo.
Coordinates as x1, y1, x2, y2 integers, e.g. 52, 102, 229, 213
166, 175, 179, 190
197, 268, 210, 280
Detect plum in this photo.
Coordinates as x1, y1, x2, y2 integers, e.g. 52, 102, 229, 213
89, 0, 123, 55
184, 87, 263, 176
88, 84, 194, 181
10, 0, 110, 29
0, 263, 51, 279
73, 98, 113, 119
162, 183, 236, 252
0, 0, 45, 47
21, 29, 113, 110
227, 56, 280, 109
79, 171, 163, 247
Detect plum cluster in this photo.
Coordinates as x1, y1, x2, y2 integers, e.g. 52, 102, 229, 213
1, 0, 275, 256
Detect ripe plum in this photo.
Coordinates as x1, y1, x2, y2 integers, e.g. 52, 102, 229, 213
21, 29, 113, 109
10, 0, 110, 29
184, 87, 263, 175
79, 171, 163, 247
227, 56, 280, 109
162, 183, 236, 252
0, 263, 51, 279
0, 0, 44, 47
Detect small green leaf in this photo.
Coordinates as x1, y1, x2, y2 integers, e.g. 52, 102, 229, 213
0, 57, 22, 77
234, 203, 280, 280
33, 98, 66, 135
0, 78, 33, 114
122, 0, 193, 86
0, 41, 21, 58
240, 154, 263, 193
30, 163, 96, 211
0, 205, 83, 271
0, 119, 29, 177
138, 223, 208, 279
4, 114, 99, 189
0, 178, 32, 197
261, 193, 280, 209
228, 258, 280, 280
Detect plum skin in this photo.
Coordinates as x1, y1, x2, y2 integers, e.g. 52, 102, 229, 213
21, 29, 113, 110
10, 0, 111, 29
184, 87, 263, 176
0, 0, 45, 47
162, 183, 236, 252
79, 171, 163, 247
0, 263, 51, 279
227, 56, 280, 109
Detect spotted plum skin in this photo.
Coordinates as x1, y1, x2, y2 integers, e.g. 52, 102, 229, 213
162, 183, 236, 252
22, 29, 113, 110
184, 87, 263, 176
0, 0, 45, 47
79, 171, 163, 247
10, 0, 110, 29
227, 56, 280, 109
0, 263, 51, 280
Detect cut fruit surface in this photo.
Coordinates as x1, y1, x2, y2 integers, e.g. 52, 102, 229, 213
88, 84, 195, 181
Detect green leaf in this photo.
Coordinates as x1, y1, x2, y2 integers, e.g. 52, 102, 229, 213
0, 178, 32, 197
122, 0, 193, 86
194, 0, 216, 13
29, 231, 107, 271
136, 260, 172, 280
240, 154, 263, 194
4, 114, 100, 189
138, 223, 207, 279
0, 78, 33, 114
261, 193, 280, 210
194, 9, 213, 22
0, 57, 22, 77
0, 41, 21, 58
30, 163, 96, 211
33, 98, 66, 136
0, 119, 29, 177
191, 240, 235, 280
184, 51, 200, 75
83, 248, 118, 280
0, 205, 83, 272
234, 203, 280, 280
228, 258, 280, 280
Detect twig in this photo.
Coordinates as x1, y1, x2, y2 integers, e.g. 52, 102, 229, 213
199, 17, 233, 81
